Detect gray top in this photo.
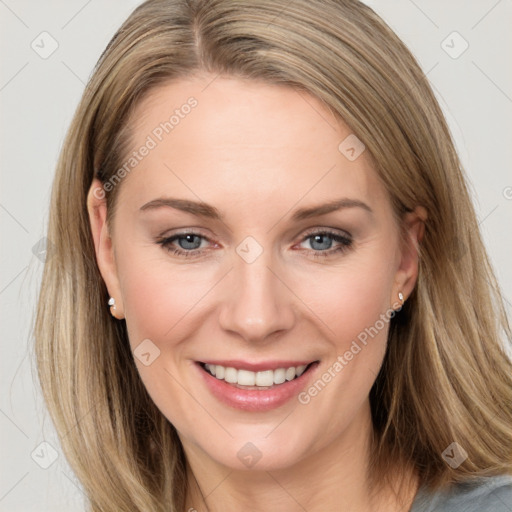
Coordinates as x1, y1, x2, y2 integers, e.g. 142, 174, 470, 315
410, 474, 512, 511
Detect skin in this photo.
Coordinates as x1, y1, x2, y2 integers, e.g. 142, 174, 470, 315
87, 74, 426, 511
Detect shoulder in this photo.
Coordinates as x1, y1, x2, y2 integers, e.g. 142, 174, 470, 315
410, 474, 512, 512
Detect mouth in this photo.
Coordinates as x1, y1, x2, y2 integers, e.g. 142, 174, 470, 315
195, 360, 320, 411
199, 361, 316, 390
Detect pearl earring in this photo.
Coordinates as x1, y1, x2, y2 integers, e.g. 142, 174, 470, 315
108, 297, 116, 310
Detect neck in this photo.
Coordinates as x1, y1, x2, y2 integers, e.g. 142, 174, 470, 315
183, 403, 419, 512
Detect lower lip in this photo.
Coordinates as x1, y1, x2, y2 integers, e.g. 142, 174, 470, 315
196, 362, 319, 412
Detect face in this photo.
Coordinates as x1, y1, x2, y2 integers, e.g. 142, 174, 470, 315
88, 74, 423, 472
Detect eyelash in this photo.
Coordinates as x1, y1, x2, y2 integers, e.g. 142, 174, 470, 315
156, 229, 353, 260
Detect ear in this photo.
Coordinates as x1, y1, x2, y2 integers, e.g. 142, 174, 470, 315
392, 205, 427, 307
86, 178, 125, 319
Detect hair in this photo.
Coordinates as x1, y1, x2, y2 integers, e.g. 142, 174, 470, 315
34, 0, 512, 510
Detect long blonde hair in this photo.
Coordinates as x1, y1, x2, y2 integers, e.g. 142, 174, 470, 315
34, 0, 512, 510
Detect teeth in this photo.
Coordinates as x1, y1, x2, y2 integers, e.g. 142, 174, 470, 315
203, 363, 310, 387
296, 365, 306, 377
215, 365, 225, 379
273, 368, 286, 384
238, 369, 256, 386
256, 370, 273, 387
224, 367, 238, 384
285, 367, 296, 381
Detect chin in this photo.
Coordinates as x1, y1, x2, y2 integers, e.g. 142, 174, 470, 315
185, 419, 321, 472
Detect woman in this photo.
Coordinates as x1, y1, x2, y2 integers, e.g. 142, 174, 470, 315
34, 0, 512, 511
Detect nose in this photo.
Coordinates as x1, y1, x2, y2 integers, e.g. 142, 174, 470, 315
218, 250, 296, 344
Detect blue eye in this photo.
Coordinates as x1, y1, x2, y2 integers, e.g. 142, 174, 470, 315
157, 229, 353, 259
299, 230, 353, 259
173, 234, 203, 250
157, 233, 209, 257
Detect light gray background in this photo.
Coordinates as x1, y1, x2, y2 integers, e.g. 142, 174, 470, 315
1, 1, 511, 510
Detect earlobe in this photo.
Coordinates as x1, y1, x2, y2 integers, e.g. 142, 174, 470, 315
86, 178, 125, 319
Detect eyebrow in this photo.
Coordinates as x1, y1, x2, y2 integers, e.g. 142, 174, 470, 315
139, 197, 373, 221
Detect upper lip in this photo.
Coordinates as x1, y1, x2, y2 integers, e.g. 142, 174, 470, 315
198, 360, 317, 372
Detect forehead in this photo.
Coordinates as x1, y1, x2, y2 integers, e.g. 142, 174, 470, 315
116, 75, 390, 217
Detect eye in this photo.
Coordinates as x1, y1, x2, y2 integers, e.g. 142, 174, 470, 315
297, 229, 353, 259
156, 232, 211, 258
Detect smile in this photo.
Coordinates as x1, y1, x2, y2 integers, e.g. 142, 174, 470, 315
201, 363, 309, 389
196, 360, 319, 411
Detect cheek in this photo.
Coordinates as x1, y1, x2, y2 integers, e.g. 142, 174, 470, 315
301, 251, 396, 351
293, 247, 396, 415
118, 250, 214, 348
115, 250, 214, 431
